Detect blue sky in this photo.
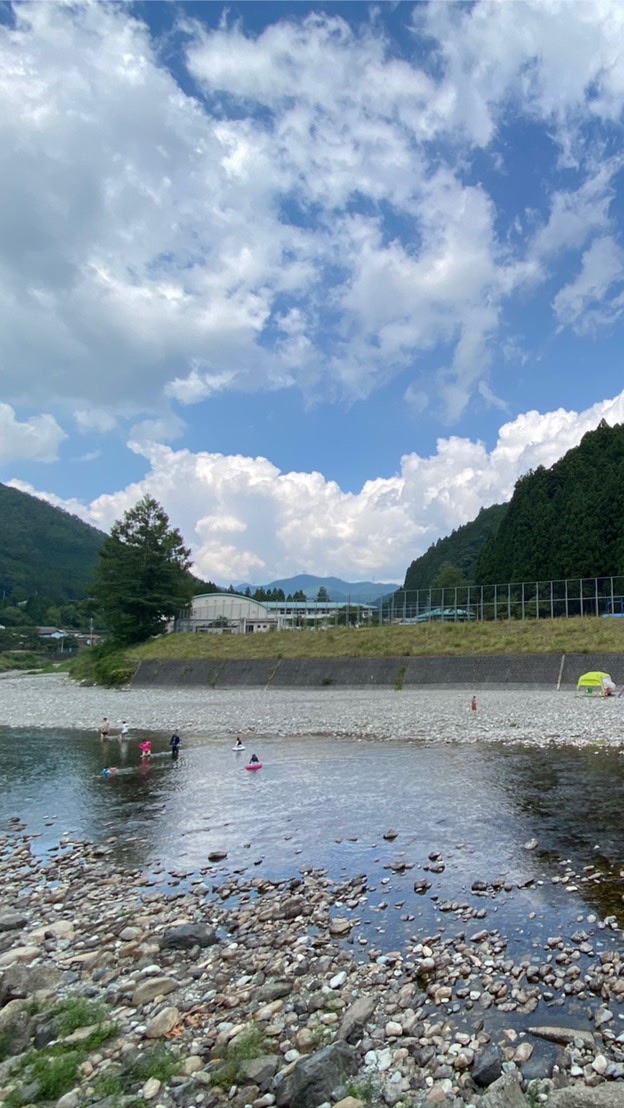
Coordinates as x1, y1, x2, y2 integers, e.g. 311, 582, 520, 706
2, 1, 624, 585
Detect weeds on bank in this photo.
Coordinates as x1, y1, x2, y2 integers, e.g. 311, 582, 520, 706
2, 996, 119, 1106
210, 1025, 267, 1088
130, 615, 624, 665
346, 1075, 378, 1104
123, 1042, 180, 1086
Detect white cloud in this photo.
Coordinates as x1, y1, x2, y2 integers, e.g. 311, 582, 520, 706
553, 236, 624, 331
3, 0, 624, 436
0, 403, 65, 464
10, 393, 624, 583
73, 409, 117, 434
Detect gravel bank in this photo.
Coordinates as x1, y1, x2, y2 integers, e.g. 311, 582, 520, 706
4, 823, 624, 1108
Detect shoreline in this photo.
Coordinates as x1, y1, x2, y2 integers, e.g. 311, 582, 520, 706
2, 823, 624, 1107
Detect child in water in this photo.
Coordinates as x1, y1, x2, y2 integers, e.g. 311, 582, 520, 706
234, 737, 244, 749
139, 739, 152, 759
249, 753, 260, 764
170, 733, 181, 757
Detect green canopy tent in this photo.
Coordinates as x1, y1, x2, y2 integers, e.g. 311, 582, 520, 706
576, 671, 615, 697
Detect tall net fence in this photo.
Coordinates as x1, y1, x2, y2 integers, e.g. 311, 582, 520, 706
383, 577, 624, 623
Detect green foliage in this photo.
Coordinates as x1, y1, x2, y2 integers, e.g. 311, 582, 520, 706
211, 1026, 267, 1088
48, 996, 109, 1035
431, 561, 468, 589
123, 1043, 179, 1085
15, 1048, 81, 1102
91, 495, 193, 645
401, 503, 508, 593
476, 420, 624, 585
69, 643, 135, 687
0, 482, 104, 602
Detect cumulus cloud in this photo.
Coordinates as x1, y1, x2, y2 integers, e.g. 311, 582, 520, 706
11, 394, 624, 584
2, 0, 624, 439
0, 403, 65, 464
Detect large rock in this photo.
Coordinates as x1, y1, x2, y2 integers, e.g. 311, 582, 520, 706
238, 1054, 279, 1091
547, 1088, 624, 1108
0, 997, 33, 1056
159, 923, 218, 951
0, 963, 62, 1004
275, 1041, 357, 1108
132, 976, 178, 1007
145, 1005, 180, 1038
337, 996, 376, 1042
0, 911, 28, 932
478, 1072, 528, 1108
471, 1043, 503, 1087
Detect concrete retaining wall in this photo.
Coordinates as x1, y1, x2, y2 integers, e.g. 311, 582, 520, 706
131, 651, 624, 689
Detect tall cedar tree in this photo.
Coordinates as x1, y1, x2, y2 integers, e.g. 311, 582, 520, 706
92, 496, 193, 645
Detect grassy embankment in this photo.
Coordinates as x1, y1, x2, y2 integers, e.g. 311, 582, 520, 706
69, 616, 624, 686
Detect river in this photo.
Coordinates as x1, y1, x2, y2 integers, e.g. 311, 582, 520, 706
2, 674, 624, 976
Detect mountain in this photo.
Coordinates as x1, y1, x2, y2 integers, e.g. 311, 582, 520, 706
401, 503, 508, 592
475, 419, 624, 583
0, 483, 105, 601
233, 573, 399, 604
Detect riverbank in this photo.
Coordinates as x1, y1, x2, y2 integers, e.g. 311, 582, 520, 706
69, 616, 624, 688
130, 651, 624, 690
3, 822, 624, 1108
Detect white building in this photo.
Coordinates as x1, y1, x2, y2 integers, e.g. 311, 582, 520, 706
175, 593, 375, 634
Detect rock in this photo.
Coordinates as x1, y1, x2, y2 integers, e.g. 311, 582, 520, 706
208, 851, 227, 862
0, 945, 40, 967
334, 1099, 365, 1108
524, 838, 539, 850
547, 1087, 624, 1107
471, 1043, 503, 1087
145, 1005, 180, 1038
132, 976, 178, 1006
159, 923, 218, 950
257, 980, 292, 1001
275, 1041, 357, 1108
0, 997, 33, 1057
478, 1072, 528, 1108
143, 1076, 161, 1100
383, 829, 398, 840
276, 896, 307, 920
0, 963, 62, 1004
56, 1090, 81, 1108
238, 1054, 279, 1091
526, 1025, 595, 1048
337, 996, 375, 1041
0, 910, 28, 931
329, 971, 347, 989
329, 918, 352, 938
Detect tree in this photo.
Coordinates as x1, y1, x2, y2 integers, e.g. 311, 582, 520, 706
431, 562, 467, 590
91, 495, 193, 645
316, 586, 330, 602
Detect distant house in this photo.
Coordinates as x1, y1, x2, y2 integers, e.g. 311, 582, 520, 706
36, 626, 65, 640
175, 592, 375, 634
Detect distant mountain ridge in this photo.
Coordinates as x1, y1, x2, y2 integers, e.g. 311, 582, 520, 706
233, 573, 399, 604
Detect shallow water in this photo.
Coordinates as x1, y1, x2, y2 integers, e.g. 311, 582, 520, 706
3, 675, 624, 970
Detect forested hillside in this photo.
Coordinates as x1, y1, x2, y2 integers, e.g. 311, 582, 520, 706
0, 483, 104, 605
402, 503, 508, 591
476, 420, 624, 583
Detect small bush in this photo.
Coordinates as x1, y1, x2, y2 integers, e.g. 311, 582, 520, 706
69, 644, 134, 687
49, 996, 108, 1034
211, 1026, 267, 1088
123, 1043, 180, 1086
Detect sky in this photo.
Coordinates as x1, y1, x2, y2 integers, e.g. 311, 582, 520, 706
3, 0, 624, 587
